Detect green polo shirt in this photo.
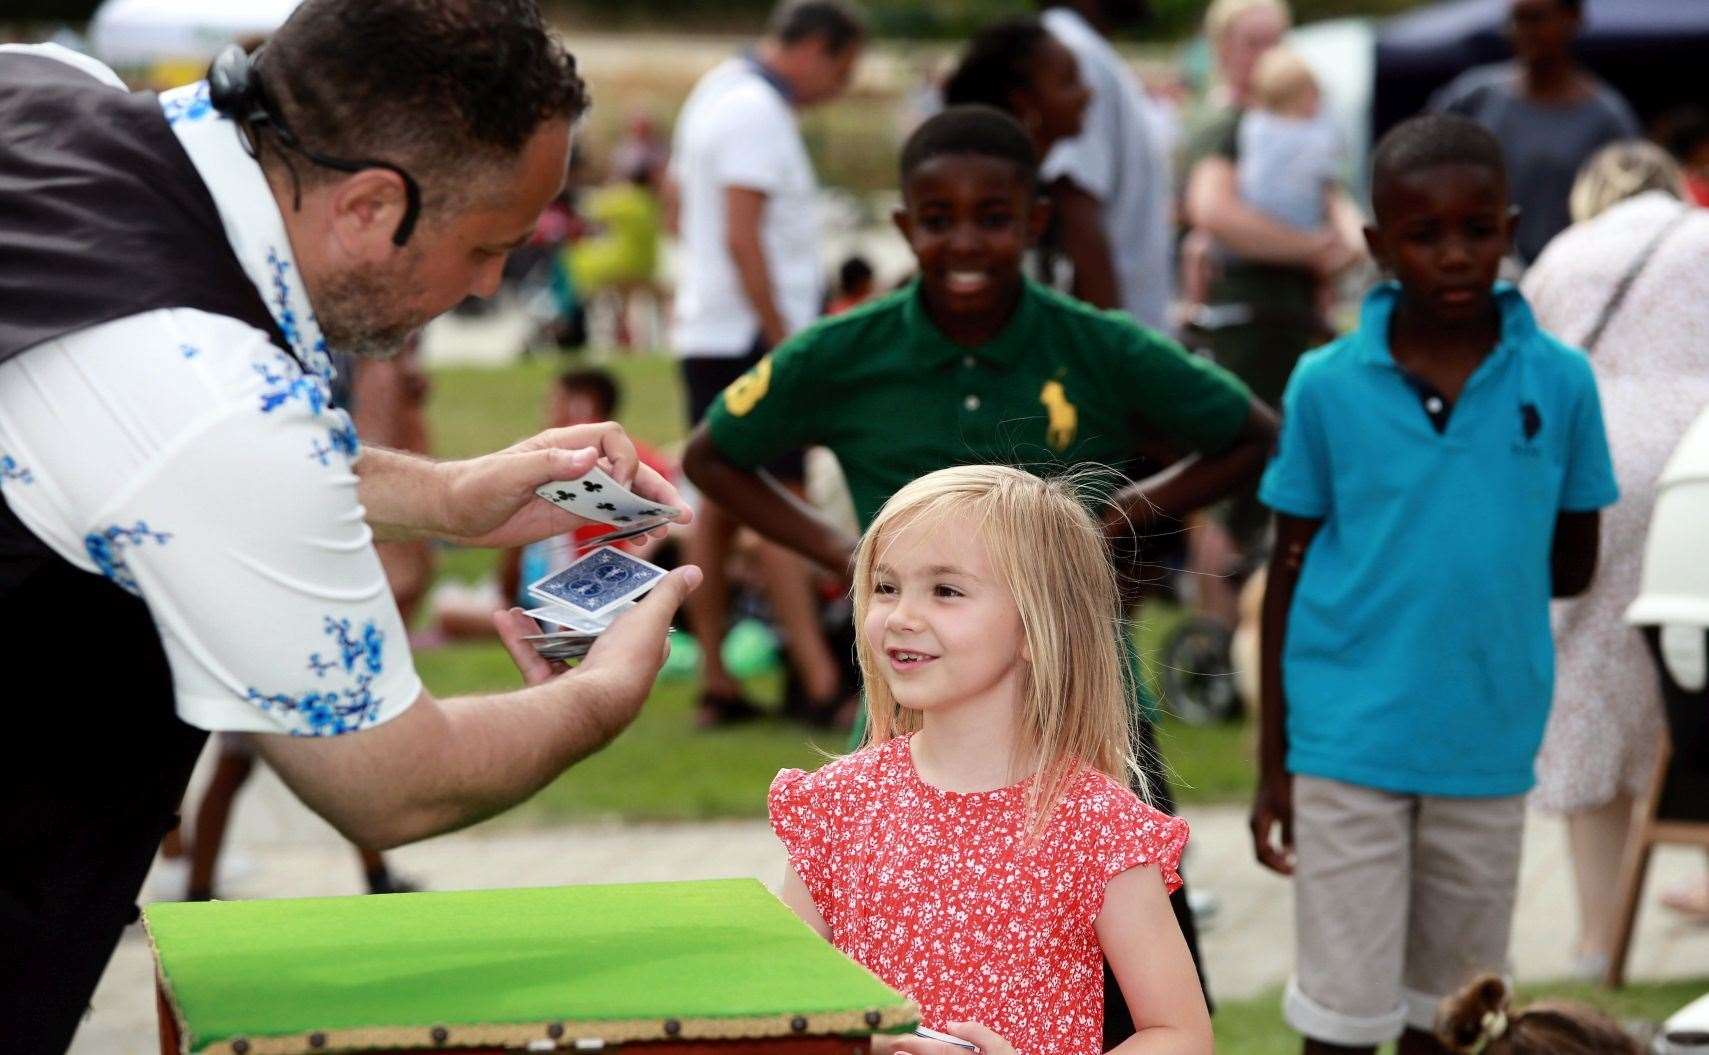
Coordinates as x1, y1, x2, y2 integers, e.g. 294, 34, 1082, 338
707, 278, 1252, 528
706, 279, 1253, 735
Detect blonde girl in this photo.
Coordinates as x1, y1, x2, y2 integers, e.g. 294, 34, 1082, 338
769, 465, 1212, 1055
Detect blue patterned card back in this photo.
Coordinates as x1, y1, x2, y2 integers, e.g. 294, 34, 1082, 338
527, 547, 665, 618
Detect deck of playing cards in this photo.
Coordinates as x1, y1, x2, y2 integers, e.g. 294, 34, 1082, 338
534, 466, 680, 547
523, 547, 667, 661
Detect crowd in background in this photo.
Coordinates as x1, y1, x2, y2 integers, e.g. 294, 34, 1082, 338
112, 0, 1709, 1049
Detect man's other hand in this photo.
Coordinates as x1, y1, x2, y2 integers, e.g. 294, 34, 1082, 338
439, 422, 691, 548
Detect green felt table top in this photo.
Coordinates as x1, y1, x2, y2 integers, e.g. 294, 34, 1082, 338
146, 878, 915, 1053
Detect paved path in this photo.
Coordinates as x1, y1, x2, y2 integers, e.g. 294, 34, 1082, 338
75, 762, 1709, 1052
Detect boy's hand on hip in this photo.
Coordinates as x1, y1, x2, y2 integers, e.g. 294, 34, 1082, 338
1250, 771, 1296, 876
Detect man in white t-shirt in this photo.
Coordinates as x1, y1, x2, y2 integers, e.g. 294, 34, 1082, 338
1039, 0, 1176, 333
667, 0, 864, 726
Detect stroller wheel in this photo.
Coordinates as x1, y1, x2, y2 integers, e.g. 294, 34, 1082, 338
1158, 615, 1242, 725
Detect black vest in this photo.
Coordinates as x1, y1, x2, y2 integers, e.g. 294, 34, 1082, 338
0, 53, 296, 1053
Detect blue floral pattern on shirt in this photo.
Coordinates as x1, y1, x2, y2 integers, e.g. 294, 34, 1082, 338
160, 82, 213, 125
247, 616, 388, 736
254, 353, 362, 466
309, 418, 361, 466
0, 454, 32, 485
264, 247, 336, 387
84, 521, 172, 595
255, 352, 330, 417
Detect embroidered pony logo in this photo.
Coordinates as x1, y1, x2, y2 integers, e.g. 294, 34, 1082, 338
1520, 403, 1542, 441
724, 357, 773, 417
1039, 380, 1078, 451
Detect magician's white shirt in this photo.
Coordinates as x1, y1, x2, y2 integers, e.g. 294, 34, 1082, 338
0, 45, 421, 736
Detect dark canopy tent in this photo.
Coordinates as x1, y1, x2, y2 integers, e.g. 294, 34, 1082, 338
1374, 0, 1709, 141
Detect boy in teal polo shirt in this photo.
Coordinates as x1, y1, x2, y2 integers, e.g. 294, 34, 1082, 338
685, 105, 1277, 1034
1253, 115, 1617, 1055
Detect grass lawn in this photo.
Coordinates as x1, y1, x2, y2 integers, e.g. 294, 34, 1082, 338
420, 355, 1255, 821
1212, 978, 1706, 1054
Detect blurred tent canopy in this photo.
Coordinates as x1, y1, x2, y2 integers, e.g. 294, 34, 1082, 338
21, 0, 1429, 41
84, 0, 300, 83
1374, 0, 1709, 139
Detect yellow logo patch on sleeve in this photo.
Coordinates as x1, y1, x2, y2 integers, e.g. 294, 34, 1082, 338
1039, 380, 1078, 451
723, 357, 773, 417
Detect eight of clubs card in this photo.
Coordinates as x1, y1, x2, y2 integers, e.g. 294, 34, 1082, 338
534, 466, 679, 528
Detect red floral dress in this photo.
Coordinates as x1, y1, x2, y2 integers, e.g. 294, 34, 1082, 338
768, 735, 1188, 1055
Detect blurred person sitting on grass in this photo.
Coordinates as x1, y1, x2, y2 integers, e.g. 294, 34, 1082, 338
827, 255, 877, 316
686, 105, 1278, 1044
428, 368, 677, 642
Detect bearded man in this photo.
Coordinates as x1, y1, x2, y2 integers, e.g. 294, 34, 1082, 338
0, 4, 699, 1048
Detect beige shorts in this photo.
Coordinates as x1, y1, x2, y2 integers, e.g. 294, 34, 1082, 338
1284, 774, 1525, 1046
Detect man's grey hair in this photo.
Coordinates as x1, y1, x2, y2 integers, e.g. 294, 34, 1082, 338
768, 0, 867, 53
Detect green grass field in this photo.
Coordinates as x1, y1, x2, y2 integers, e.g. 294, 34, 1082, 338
1211, 978, 1702, 1054
419, 355, 1254, 821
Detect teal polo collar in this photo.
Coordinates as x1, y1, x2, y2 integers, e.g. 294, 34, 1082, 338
902, 276, 1043, 371
1352, 280, 1539, 369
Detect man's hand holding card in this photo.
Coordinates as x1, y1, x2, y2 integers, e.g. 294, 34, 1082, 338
429, 422, 689, 549
532, 465, 682, 547
519, 545, 672, 663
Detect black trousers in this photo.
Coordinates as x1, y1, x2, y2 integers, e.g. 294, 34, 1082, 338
1103, 718, 1211, 1048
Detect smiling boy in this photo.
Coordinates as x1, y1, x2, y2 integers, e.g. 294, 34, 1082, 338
1252, 114, 1618, 1055
684, 104, 1276, 1036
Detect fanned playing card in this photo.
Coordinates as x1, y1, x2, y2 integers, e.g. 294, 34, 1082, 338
535, 467, 680, 528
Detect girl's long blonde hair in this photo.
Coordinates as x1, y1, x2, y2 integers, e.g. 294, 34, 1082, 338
853, 465, 1147, 832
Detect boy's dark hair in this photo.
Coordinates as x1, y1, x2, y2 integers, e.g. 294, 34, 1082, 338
942, 18, 1049, 114
839, 255, 874, 292
258, 0, 587, 210
1370, 113, 1507, 216
557, 368, 620, 418
769, 0, 867, 53
899, 105, 1038, 192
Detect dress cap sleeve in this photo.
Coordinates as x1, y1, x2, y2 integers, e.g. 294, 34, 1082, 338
1075, 773, 1190, 903
768, 766, 835, 910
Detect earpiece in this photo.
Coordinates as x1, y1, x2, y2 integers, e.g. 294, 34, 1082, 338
207, 45, 269, 125
200, 43, 422, 248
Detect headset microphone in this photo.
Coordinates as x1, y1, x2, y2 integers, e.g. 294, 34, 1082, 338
204, 44, 422, 247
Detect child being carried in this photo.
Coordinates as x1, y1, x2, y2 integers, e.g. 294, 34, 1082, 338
1236, 47, 1344, 237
